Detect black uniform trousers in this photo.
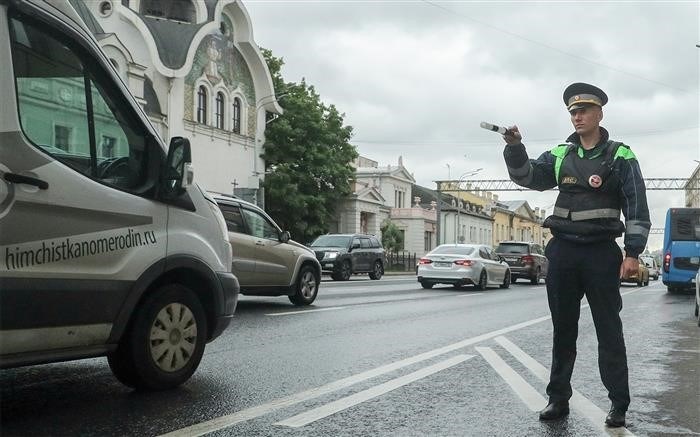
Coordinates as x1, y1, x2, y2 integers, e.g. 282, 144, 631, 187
544, 237, 630, 411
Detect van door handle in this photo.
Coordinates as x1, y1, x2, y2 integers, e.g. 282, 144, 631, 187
4, 173, 49, 190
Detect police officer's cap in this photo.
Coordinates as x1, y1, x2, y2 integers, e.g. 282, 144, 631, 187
563, 82, 608, 112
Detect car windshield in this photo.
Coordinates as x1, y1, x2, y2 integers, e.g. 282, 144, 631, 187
310, 235, 351, 248
430, 246, 475, 256
496, 244, 528, 254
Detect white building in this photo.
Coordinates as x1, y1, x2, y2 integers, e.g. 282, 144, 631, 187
75, 0, 282, 204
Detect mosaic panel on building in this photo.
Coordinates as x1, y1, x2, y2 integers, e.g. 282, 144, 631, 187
184, 14, 255, 135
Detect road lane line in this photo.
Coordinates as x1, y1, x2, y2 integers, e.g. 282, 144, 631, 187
160, 287, 646, 436
265, 307, 346, 316
475, 347, 546, 412
456, 292, 483, 297
494, 336, 636, 437
274, 354, 474, 428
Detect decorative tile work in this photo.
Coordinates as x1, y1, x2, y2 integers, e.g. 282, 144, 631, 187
184, 14, 256, 135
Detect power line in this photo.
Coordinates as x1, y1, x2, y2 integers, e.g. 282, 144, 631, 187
420, 0, 691, 94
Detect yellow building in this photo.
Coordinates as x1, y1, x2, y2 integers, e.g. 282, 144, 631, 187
491, 200, 551, 247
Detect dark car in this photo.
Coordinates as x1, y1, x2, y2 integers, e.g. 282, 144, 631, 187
310, 234, 386, 281
495, 241, 548, 284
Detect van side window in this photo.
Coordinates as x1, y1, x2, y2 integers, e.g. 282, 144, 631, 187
9, 16, 149, 192
218, 204, 244, 234
240, 208, 279, 240
370, 237, 381, 248
360, 238, 371, 249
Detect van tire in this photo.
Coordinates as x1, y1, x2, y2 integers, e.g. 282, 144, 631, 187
289, 265, 319, 306
107, 284, 207, 390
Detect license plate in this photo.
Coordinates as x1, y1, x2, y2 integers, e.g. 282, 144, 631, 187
505, 257, 518, 262
435, 262, 452, 267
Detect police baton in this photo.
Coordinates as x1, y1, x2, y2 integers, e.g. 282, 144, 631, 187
480, 121, 518, 138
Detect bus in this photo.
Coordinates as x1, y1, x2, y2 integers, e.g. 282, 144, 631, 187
662, 208, 700, 292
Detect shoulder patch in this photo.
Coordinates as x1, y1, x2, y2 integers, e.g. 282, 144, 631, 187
550, 144, 570, 158
613, 143, 636, 160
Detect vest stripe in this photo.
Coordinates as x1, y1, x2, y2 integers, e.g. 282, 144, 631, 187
570, 208, 620, 221
553, 206, 569, 218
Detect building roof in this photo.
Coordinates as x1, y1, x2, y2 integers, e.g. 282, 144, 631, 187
412, 184, 492, 220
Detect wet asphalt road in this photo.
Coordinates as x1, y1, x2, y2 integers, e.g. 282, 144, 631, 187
1, 275, 698, 437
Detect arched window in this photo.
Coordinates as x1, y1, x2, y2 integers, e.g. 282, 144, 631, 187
215, 92, 225, 129
232, 97, 241, 134
141, 0, 195, 23
197, 86, 207, 124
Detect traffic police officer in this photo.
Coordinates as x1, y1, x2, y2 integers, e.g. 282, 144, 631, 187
501, 82, 651, 428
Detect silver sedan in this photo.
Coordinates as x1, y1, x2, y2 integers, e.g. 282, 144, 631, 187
416, 244, 511, 290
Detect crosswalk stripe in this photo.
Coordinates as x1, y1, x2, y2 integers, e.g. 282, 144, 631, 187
494, 336, 636, 436
475, 346, 546, 411
274, 354, 474, 428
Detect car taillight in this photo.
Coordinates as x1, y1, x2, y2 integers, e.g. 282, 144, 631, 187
521, 255, 534, 264
663, 252, 671, 273
454, 260, 473, 266
419, 258, 433, 264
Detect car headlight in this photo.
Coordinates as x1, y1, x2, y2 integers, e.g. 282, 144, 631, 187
325, 251, 338, 260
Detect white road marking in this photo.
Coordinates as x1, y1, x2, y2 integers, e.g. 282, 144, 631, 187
475, 346, 546, 412
265, 306, 346, 316
494, 336, 636, 436
456, 292, 484, 297
274, 354, 474, 428
160, 286, 646, 436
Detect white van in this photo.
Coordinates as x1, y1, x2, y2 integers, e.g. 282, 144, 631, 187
0, 0, 238, 390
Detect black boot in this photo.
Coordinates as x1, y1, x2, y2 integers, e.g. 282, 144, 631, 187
539, 401, 570, 421
605, 408, 626, 427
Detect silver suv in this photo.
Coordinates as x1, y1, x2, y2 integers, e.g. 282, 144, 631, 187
213, 194, 321, 305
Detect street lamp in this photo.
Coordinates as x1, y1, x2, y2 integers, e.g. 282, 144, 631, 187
455, 168, 483, 243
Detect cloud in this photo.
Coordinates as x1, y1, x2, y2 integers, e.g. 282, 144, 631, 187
245, 0, 700, 250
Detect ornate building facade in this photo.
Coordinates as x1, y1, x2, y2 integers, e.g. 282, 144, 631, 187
74, 0, 281, 204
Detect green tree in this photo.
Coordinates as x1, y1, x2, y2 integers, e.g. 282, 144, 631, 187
260, 49, 358, 243
380, 220, 404, 253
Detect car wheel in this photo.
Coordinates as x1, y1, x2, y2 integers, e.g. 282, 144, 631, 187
637, 278, 643, 287
530, 267, 540, 285
338, 260, 352, 281
107, 284, 207, 390
695, 302, 699, 317
368, 260, 384, 280
500, 271, 511, 289
420, 281, 434, 289
510, 275, 517, 284
289, 265, 319, 306
475, 270, 487, 291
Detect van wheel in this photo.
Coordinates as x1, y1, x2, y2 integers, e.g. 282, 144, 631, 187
475, 270, 487, 291
289, 265, 319, 306
368, 261, 384, 280
107, 284, 207, 391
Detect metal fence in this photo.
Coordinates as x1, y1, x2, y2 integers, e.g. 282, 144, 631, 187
386, 251, 418, 272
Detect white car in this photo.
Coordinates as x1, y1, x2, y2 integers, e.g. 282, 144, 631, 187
695, 269, 699, 327
417, 244, 511, 290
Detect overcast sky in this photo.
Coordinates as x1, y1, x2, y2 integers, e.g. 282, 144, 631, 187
244, 0, 699, 251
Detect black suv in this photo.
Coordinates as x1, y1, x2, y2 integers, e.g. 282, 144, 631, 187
495, 241, 548, 284
310, 234, 386, 281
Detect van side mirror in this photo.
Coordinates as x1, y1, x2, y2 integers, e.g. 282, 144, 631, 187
280, 231, 291, 243
163, 137, 193, 196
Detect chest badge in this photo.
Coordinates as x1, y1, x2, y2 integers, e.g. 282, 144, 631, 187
561, 176, 577, 184
588, 174, 602, 188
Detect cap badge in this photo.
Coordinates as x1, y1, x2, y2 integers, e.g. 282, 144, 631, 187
574, 95, 580, 101
588, 174, 602, 188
